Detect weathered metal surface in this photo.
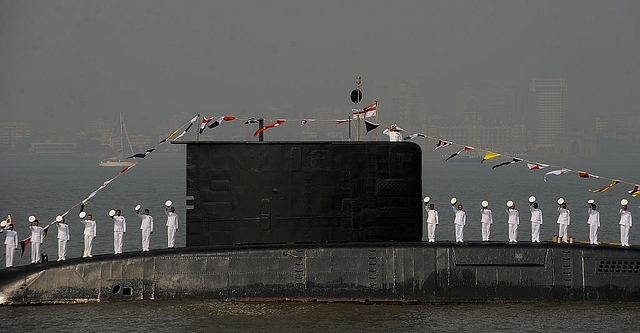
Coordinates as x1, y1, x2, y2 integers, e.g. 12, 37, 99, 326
2, 242, 639, 305
183, 142, 423, 246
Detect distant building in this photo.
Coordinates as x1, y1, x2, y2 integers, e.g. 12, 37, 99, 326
29, 142, 77, 155
426, 122, 527, 155
555, 129, 597, 156
129, 134, 151, 153
530, 79, 568, 149
0, 122, 31, 151
373, 79, 427, 128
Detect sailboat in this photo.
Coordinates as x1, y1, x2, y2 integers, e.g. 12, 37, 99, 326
99, 113, 135, 167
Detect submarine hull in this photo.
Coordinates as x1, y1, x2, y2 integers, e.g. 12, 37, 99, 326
2, 142, 638, 304
1, 242, 638, 305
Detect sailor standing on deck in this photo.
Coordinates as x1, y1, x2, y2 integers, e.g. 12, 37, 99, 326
529, 201, 543, 243
137, 208, 153, 251
619, 200, 632, 247
480, 201, 492, 241
507, 201, 519, 243
452, 200, 466, 243
2, 224, 18, 268
556, 200, 571, 243
29, 219, 43, 264
80, 214, 97, 257
55, 216, 69, 261
382, 124, 402, 142
111, 210, 126, 254
423, 197, 438, 242
165, 206, 178, 248
587, 201, 600, 245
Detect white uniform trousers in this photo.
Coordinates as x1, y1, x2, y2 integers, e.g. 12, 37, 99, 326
31, 241, 41, 263
142, 229, 151, 251
6, 245, 14, 267
455, 224, 464, 242
83, 235, 93, 257
508, 224, 518, 242
58, 239, 67, 260
427, 223, 437, 242
620, 225, 630, 246
558, 224, 568, 242
589, 224, 598, 244
114, 231, 124, 254
531, 223, 541, 242
167, 227, 176, 248
481, 223, 491, 241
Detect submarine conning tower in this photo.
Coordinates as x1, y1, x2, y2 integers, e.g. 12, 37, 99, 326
180, 141, 423, 246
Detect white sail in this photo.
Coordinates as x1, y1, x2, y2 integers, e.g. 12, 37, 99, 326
99, 113, 134, 167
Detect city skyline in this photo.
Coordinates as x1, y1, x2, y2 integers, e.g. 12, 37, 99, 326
2, 75, 638, 157
1, 1, 638, 156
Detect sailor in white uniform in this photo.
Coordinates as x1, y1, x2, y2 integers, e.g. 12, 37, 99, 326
424, 203, 438, 242
56, 217, 69, 261
165, 206, 178, 248
529, 202, 543, 243
480, 203, 492, 241
2, 224, 18, 268
111, 210, 126, 254
557, 203, 571, 243
507, 203, 519, 243
80, 214, 97, 257
619, 204, 632, 247
587, 203, 600, 245
29, 219, 43, 264
137, 208, 154, 251
452, 204, 466, 242
382, 124, 402, 142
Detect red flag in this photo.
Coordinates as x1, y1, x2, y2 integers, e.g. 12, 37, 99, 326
335, 119, 351, 125
208, 116, 237, 129
578, 171, 599, 178
19, 237, 31, 258
589, 180, 619, 193
527, 163, 549, 170
544, 169, 570, 182
352, 101, 377, 119
628, 185, 640, 197
445, 146, 475, 161
199, 116, 213, 134
253, 120, 285, 137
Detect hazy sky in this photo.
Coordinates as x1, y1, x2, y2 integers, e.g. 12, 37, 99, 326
1, 0, 638, 135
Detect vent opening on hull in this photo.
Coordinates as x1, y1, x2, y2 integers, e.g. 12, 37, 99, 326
112, 285, 121, 294
598, 260, 640, 273
123, 287, 132, 296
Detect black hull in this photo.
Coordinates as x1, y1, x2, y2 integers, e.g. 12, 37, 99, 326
1, 241, 638, 305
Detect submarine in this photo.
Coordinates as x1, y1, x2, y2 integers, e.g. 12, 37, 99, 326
1, 141, 639, 305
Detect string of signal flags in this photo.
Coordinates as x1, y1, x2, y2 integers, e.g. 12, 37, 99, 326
11, 115, 201, 256
9, 110, 638, 256
28, 108, 640, 231
181, 109, 640, 200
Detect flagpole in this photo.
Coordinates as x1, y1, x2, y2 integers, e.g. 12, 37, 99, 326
356, 77, 360, 140
196, 115, 201, 141
375, 101, 378, 141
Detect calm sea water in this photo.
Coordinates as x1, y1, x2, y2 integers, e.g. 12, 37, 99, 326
1, 150, 639, 330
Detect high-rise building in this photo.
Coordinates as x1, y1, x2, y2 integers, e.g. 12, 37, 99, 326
0, 122, 31, 151
530, 79, 567, 148
373, 79, 427, 130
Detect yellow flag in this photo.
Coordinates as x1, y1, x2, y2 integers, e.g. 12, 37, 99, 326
589, 180, 619, 193
481, 151, 500, 164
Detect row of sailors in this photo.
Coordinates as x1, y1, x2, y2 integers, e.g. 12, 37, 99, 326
1, 207, 179, 268
423, 197, 633, 246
